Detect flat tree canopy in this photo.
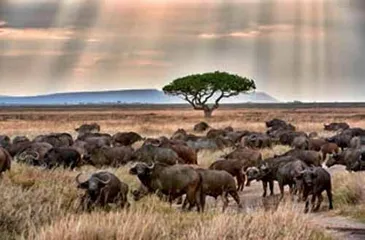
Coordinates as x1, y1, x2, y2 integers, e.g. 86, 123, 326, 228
163, 71, 256, 117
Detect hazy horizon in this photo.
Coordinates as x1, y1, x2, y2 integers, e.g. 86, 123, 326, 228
1, 0, 365, 102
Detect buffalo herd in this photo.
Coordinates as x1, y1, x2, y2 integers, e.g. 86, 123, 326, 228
1, 120, 365, 213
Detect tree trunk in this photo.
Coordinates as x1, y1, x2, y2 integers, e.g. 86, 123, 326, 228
203, 108, 214, 118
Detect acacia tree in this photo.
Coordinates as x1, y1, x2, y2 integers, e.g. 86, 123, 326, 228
163, 71, 256, 118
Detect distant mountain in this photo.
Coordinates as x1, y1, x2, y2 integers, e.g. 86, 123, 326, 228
0, 89, 279, 105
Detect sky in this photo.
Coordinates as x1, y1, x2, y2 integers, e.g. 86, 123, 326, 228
0, 0, 364, 102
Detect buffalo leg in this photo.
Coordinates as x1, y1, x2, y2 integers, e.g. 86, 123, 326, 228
236, 173, 245, 191
222, 192, 229, 212
269, 181, 274, 196
327, 189, 333, 210
310, 194, 317, 212
279, 182, 285, 200
229, 190, 242, 209
314, 193, 323, 212
262, 181, 268, 197
186, 185, 202, 212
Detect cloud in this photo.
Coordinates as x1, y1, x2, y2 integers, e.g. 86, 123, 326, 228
0, 28, 74, 40
0, 50, 64, 57
125, 59, 172, 68
198, 24, 324, 40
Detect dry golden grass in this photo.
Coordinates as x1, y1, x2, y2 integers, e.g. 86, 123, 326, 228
1, 107, 365, 239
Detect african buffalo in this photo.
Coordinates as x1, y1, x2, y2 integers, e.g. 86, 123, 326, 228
308, 138, 327, 152
112, 132, 144, 146
292, 136, 309, 150
324, 122, 350, 131
209, 159, 246, 191
0, 147, 11, 176
296, 167, 333, 213
326, 133, 352, 150
193, 122, 210, 132
326, 148, 363, 170
84, 146, 134, 167
76, 171, 129, 211
350, 136, 365, 149
279, 131, 307, 146
246, 156, 297, 197
17, 142, 53, 166
242, 133, 272, 149
75, 123, 101, 134
224, 147, 262, 186
184, 169, 241, 212
43, 147, 82, 169
321, 143, 340, 161
132, 144, 183, 165
33, 133, 73, 148
12, 136, 30, 144
129, 162, 203, 212
279, 149, 322, 167
276, 160, 308, 199
6, 137, 32, 157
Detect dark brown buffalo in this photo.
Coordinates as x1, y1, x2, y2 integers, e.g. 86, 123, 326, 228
171, 129, 200, 142
12, 136, 30, 144
132, 144, 183, 165
326, 148, 364, 170
84, 146, 134, 167
43, 147, 82, 169
129, 162, 203, 212
326, 133, 352, 150
76, 171, 129, 211
246, 156, 297, 197
209, 159, 246, 191
308, 132, 319, 139
75, 123, 101, 134
33, 133, 73, 148
342, 127, 365, 137
184, 169, 241, 212
82, 136, 112, 150
279, 131, 307, 146
308, 138, 327, 151
278, 149, 322, 167
0, 147, 11, 176
158, 138, 198, 165
321, 143, 340, 161
193, 122, 210, 132
71, 140, 88, 157
206, 129, 226, 139
324, 122, 350, 131
224, 147, 262, 163
6, 137, 32, 157
266, 119, 296, 134
350, 136, 365, 149
296, 167, 333, 213
77, 132, 112, 142
224, 147, 262, 186
17, 142, 53, 166
292, 136, 309, 150
276, 160, 308, 199
241, 133, 272, 149
112, 132, 144, 146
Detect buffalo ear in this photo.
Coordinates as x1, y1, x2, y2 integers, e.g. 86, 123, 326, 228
311, 171, 318, 178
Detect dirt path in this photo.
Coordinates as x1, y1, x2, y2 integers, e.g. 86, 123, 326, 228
217, 165, 365, 240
